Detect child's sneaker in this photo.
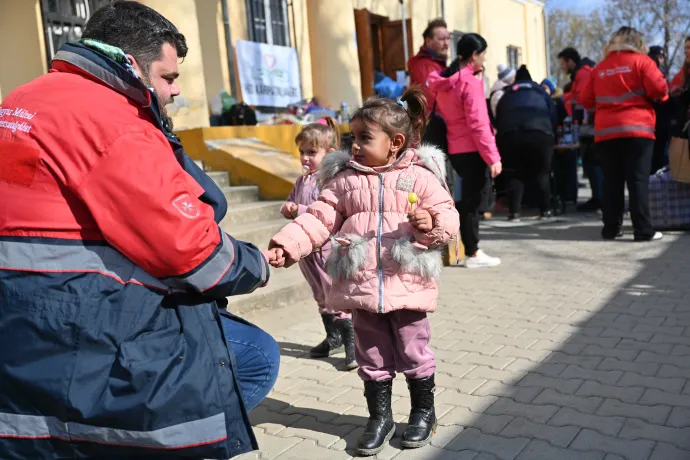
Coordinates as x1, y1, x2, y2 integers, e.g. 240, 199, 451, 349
464, 250, 501, 269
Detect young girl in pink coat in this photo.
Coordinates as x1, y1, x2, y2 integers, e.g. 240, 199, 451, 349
267, 87, 459, 456
281, 117, 357, 370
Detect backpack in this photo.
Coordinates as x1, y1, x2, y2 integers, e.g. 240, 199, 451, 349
221, 103, 258, 126
422, 102, 448, 154
422, 102, 454, 191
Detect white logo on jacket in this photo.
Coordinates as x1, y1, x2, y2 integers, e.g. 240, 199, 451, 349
172, 193, 200, 219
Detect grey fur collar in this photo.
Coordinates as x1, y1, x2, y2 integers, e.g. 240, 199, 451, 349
317, 150, 352, 187
415, 144, 447, 184
317, 144, 447, 187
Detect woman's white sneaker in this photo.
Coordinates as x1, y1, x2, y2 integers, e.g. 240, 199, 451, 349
465, 250, 501, 269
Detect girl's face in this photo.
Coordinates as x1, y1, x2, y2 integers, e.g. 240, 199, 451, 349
471, 49, 487, 71
350, 119, 405, 168
685, 40, 690, 61
297, 141, 331, 173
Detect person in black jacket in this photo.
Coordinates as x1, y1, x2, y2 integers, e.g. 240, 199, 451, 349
496, 65, 557, 220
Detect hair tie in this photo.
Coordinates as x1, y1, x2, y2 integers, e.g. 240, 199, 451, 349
397, 99, 408, 110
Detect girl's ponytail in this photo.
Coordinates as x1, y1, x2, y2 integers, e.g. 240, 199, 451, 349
323, 116, 341, 150
400, 86, 428, 146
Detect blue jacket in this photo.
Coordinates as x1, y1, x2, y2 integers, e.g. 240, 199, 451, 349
0, 42, 268, 459
496, 81, 557, 137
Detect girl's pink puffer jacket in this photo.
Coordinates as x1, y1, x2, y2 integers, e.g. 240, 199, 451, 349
271, 145, 459, 314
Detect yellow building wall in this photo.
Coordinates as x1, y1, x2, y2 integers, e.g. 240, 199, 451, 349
139, 0, 210, 130
524, 1, 548, 80
195, 0, 231, 105
0, 0, 47, 101
287, 0, 314, 100
306, 0, 363, 109
442, 0, 476, 36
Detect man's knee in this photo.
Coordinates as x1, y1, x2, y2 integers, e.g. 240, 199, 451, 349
255, 328, 280, 380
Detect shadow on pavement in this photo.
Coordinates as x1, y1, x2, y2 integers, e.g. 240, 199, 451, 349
249, 217, 690, 459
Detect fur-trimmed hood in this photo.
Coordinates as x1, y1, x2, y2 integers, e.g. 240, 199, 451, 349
318, 144, 448, 187
605, 38, 648, 57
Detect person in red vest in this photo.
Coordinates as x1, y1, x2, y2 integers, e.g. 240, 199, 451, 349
408, 18, 450, 98
559, 47, 602, 212
580, 26, 669, 242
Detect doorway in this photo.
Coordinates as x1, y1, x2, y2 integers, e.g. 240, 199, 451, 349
354, 8, 413, 100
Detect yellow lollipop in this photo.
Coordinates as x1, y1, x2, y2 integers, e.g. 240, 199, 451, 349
408, 192, 418, 211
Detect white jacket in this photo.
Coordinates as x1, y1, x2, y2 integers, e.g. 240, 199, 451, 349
490, 79, 510, 119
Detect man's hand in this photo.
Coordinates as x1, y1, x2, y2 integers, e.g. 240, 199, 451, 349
490, 161, 503, 178
281, 202, 298, 219
408, 208, 434, 233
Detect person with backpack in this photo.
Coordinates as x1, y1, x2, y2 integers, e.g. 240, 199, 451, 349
495, 66, 557, 221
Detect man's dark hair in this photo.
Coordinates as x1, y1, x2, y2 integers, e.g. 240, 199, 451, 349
423, 19, 447, 40
557, 47, 581, 64
82, 1, 188, 75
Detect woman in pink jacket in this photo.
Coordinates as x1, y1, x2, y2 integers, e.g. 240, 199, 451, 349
428, 33, 503, 268
267, 87, 459, 456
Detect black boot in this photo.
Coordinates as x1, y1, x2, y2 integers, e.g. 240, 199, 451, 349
310, 314, 343, 358
356, 379, 395, 456
335, 318, 358, 371
401, 375, 437, 449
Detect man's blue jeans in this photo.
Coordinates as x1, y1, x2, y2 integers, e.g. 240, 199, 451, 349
220, 313, 280, 411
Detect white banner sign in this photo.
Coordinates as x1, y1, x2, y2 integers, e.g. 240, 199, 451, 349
235, 40, 302, 107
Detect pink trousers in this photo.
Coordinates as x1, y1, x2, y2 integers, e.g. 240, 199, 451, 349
299, 248, 351, 320
352, 309, 435, 381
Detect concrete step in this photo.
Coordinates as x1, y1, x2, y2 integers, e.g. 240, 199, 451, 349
222, 201, 283, 226
222, 218, 287, 248
221, 185, 259, 205
206, 171, 230, 188
226, 265, 311, 314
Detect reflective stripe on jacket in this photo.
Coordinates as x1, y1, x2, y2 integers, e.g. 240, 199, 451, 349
579, 46, 669, 143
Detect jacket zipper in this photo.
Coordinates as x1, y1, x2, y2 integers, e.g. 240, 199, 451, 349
377, 173, 384, 313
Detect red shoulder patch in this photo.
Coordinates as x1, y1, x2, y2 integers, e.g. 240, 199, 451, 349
0, 140, 40, 187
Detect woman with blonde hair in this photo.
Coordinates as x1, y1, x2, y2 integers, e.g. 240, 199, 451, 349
580, 26, 669, 241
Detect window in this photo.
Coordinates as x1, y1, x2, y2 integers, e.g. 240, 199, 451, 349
507, 46, 522, 69
40, 0, 113, 63
246, 0, 290, 47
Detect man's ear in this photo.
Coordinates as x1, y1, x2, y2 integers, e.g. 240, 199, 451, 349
390, 133, 406, 154
125, 54, 143, 79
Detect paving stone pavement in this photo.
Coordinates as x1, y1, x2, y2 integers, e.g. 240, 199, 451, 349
237, 216, 690, 460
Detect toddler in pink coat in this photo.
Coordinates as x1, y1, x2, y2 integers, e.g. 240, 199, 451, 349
268, 87, 459, 456
282, 117, 356, 370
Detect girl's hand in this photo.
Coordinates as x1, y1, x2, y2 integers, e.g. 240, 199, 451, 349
408, 208, 433, 233
490, 161, 503, 178
265, 247, 287, 267
281, 202, 298, 219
